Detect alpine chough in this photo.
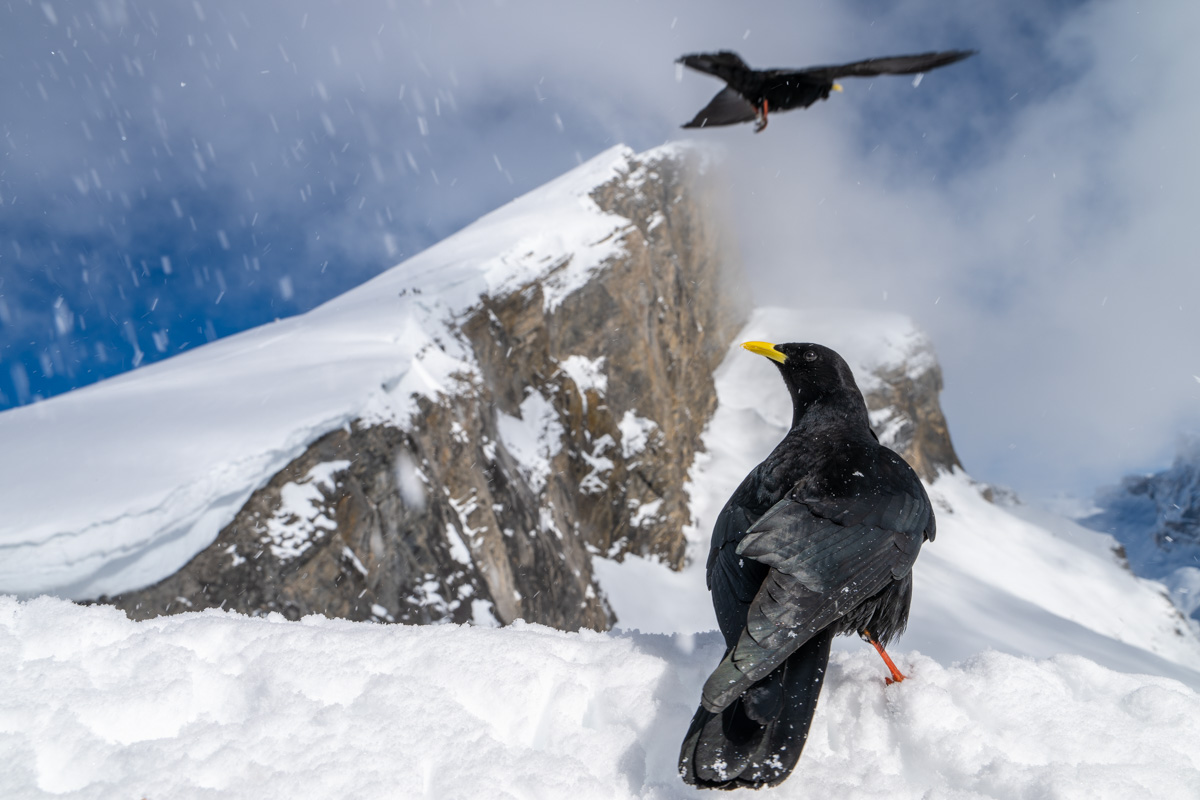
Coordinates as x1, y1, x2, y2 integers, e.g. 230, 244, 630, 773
678, 49, 975, 132
678, 341, 935, 790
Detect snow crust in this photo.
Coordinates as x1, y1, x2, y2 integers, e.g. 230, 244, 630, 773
559, 355, 609, 407
618, 410, 658, 459
495, 390, 564, 494
263, 460, 349, 561
3, 594, 1199, 799
0, 144, 664, 601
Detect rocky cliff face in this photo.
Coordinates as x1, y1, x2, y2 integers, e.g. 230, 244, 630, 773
866, 358, 961, 483
100, 145, 963, 632
103, 146, 750, 629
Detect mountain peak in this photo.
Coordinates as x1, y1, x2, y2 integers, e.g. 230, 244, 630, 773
1083, 434, 1200, 622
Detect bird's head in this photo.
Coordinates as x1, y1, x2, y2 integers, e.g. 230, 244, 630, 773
831, 82, 844, 93
741, 341, 865, 428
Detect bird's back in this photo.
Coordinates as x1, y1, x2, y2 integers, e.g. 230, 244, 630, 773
680, 341, 935, 789
706, 431, 930, 648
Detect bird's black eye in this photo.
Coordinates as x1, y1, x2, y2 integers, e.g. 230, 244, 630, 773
804, 350, 818, 362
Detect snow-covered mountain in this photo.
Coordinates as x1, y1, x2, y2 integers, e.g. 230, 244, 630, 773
1081, 436, 1200, 624
0, 143, 638, 598
2, 144, 1199, 798
0, 143, 747, 631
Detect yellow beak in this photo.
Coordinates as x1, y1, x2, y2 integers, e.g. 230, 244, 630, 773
832, 83, 844, 92
742, 341, 788, 364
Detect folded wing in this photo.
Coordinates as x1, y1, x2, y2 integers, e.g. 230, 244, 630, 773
701, 487, 929, 712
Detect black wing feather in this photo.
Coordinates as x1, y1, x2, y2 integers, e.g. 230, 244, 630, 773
707, 493, 770, 647
701, 481, 930, 711
702, 546, 901, 711
797, 49, 976, 82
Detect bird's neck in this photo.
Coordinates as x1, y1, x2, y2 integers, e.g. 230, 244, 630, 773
790, 388, 873, 442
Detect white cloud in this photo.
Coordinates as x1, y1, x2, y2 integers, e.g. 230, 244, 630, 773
720, 0, 1200, 496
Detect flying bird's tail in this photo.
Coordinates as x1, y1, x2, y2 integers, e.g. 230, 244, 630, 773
678, 628, 833, 790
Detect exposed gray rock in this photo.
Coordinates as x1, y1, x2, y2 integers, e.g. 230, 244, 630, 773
865, 356, 961, 483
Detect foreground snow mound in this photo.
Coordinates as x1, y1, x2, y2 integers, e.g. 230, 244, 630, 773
2, 596, 1198, 799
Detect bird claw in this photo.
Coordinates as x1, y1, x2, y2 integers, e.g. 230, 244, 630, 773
753, 101, 769, 133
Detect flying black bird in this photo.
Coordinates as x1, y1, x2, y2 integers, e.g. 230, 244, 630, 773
678, 49, 975, 132
678, 341, 935, 790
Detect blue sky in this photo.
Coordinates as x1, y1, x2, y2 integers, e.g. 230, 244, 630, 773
0, 0, 628, 402
3, 0, 1197, 499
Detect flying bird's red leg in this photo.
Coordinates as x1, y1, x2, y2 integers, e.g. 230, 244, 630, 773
862, 630, 906, 685
754, 98, 769, 133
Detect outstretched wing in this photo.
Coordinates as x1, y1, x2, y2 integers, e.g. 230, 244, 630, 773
681, 86, 758, 128
793, 49, 976, 82
700, 478, 931, 712
677, 51, 763, 127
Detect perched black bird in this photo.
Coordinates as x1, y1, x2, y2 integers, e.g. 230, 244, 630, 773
678, 49, 975, 132
678, 341, 935, 790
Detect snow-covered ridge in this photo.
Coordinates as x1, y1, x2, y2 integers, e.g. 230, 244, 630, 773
0, 143, 688, 600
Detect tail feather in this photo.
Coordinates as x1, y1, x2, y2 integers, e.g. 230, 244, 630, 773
679, 629, 833, 790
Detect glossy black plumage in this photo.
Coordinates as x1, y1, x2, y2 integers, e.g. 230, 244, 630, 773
678, 49, 975, 131
678, 342, 935, 790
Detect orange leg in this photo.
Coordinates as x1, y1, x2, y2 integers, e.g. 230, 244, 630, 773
754, 98, 770, 133
862, 629, 907, 685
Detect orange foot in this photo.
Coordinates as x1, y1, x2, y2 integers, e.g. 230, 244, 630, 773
863, 629, 907, 685
754, 99, 770, 133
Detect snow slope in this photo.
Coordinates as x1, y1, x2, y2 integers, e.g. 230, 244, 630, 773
3, 594, 1199, 800
597, 307, 1200, 689
0, 144, 659, 600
